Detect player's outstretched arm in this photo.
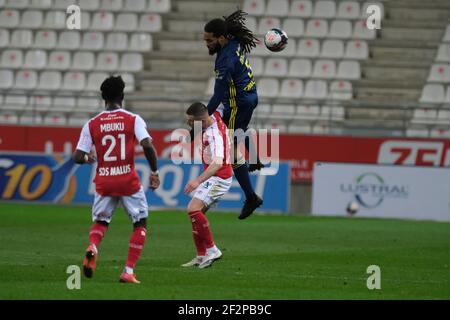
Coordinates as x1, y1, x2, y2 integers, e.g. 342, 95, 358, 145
141, 138, 160, 190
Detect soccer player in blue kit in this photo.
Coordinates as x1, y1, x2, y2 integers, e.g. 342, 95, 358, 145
203, 10, 264, 220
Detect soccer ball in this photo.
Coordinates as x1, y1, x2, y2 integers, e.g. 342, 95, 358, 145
346, 201, 359, 216
264, 28, 288, 52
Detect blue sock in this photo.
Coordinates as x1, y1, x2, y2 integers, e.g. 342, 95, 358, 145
233, 164, 255, 201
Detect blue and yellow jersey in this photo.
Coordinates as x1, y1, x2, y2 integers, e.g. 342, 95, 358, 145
207, 39, 258, 120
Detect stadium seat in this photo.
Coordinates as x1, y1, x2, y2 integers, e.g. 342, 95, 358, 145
5, 0, 28, 8
106, 33, 128, 51
257, 78, 279, 98
129, 33, 153, 52
124, 0, 146, 11
312, 123, 330, 134
243, 0, 266, 16
48, 51, 71, 70
15, 70, 38, 89
87, 72, 109, 91
120, 53, 143, 72
279, 79, 303, 98
321, 40, 344, 58
337, 60, 360, 79
37, 71, 62, 90
438, 109, 450, 123
313, 1, 336, 18
53, 0, 74, 9
77, 96, 102, 112
304, 80, 328, 99
305, 19, 328, 38
100, 0, 123, 11
298, 39, 320, 57
24, 50, 47, 69
0, 111, 19, 124
297, 104, 320, 119
257, 17, 281, 35
353, 20, 376, 39
445, 86, 450, 103
264, 58, 288, 77
289, 59, 312, 78
337, 1, 361, 19
249, 57, 264, 75
10, 30, 33, 48
345, 40, 369, 59
34, 30, 57, 49
255, 103, 271, 115
53, 96, 76, 111
62, 72, 86, 91
205, 77, 214, 95
43, 113, 67, 126
78, 0, 100, 11
80, 11, 91, 30
81, 32, 104, 50
139, 14, 162, 32
28, 1, 52, 9
436, 44, 450, 62
430, 128, 450, 138
266, 0, 289, 17
272, 104, 296, 116
412, 108, 437, 124
21, 10, 43, 29
0, 29, 9, 47
245, 16, 257, 33
3, 94, 28, 110
43, 11, 66, 29
313, 60, 336, 79
320, 105, 345, 120
406, 128, 429, 138
68, 113, 90, 127
428, 64, 450, 83
252, 40, 270, 56
29, 95, 52, 111
149, 0, 171, 13
58, 31, 81, 49
282, 18, 304, 37
419, 84, 445, 104
0, 70, 14, 89
329, 20, 352, 39
329, 80, 353, 100
92, 12, 114, 30
121, 73, 135, 92
19, 112, 43, 125
288, 123, 311, 133
290, 0, 313, 18
0, 10, 19, 28
1, 50, 23, 68
115, 13, 138, 31
97, 52, 119, 71
277, 39, 296, 57
443, 25, 450, 42
73, 52, 95, 71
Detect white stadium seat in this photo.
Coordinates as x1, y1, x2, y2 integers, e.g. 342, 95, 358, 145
115, 13, 138, 31
337, 1, 361, 19
78, 0, 100, 11
337, 60, 361, 79
304, 80, 328, 99
428, 64, 450, 83
53, 0, 74, 9
81, 32, 104, 50
0, 29, 9, 47
329, 80, 353, 100
205, 77, 214, 95
266, 0, 289, 17
282, 18, 304, 37
5, 0, 28, 8
257, 78, 279, 98
264, 58, 288, 77
139, 13, 162, 32
289, 59, 312, 78
0, 50, 23, 68
345, 40, 369, 59
149, 0, 171, 13
29, 0, 53, 9
252, 39, 270, 56
313, 60, 336, 79
124, 0, 146, 11
87, 72, 109, 91
443, 25, 450, 42
298, 39, 320, 57
305, 19, 328, 38
28, 95, 52, 111
255, 104, 271, 116
329, 20, 352, 39
92, 12, 114, 30
278, 38, 296, 57
290, 0, 312, 17
272, 104, 296, 115
43, 11, 66, 29
298, 105, 320, 119
48, 51, 71, 70
68, 113, 91, 127
53, 96, 76, 111
15, 70, 38, 89
10, 30, 33, 48
37, 71, 62, 90
436, 44, 450, 62
24, 50, 47, 69
73, 52, 95, 71
412, 108, 437, 124
313, 1, 336, 19
121, 73, 135, 92
4, 95, 28, 110
430, 128, 450, 138
34, 30, 57, 49
77, 96, 102, 112
100, 0, 123, 11
80, 12, 91, 30
0, 111, 19, 124
0, 10, 19, 28
97, 52, 119, 71
20, 112, 43, 125
62, 72, 86, 91
44, 113, 67, 126
406, 128, 429, 138
58, 31, 81, 49
353, 20, 376, 39
445, 86, 450, 103
279, 79, 303, 98
321, 40, 344, 58
312, 123, 331, 134
249, 57, 264, 75
243, 0, 265, 16
106, 33, 128, 51
0, 70, 14, 89
321, 105, 345, 120
129, 33, 153, 52
419, 84, 445, 104
257, 17, 282, 35
438, 109, 450, 123
120, 53, 143, 72
245, 16, 257, 33
21, 10, 43, 29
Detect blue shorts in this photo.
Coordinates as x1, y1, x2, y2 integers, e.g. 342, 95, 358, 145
222, 94, 258, 132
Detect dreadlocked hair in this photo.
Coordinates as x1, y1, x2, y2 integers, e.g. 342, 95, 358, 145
205, 9, 258, 54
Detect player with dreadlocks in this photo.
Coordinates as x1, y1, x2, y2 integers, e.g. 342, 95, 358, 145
203, 9, 263, 220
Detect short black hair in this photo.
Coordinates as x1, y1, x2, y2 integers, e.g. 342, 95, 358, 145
100, 76, 125, 104
186, 102, 208, 118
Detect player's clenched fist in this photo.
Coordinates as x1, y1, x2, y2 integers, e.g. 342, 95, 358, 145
150, 173, 160, 190
184, 179, 200, 194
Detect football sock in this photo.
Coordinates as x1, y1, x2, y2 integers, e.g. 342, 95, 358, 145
89, 222, 108, 250
206, 245, 219, 255
125, 227, 147, 269
245, 133, 261, 165
189, 211, 206, 256
124, 266, 134, 275
189, 210, 215, 250
233, 163, 255, 200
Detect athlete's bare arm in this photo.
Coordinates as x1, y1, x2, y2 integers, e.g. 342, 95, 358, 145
141, 137, 160, 190
72, 149, 96, 165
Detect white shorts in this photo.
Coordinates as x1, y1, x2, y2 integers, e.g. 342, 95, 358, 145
191, 176, 232, 208
92, 186, 148, 224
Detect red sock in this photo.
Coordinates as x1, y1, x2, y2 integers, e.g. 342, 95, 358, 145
89, 222, 108, 248
189, 211, 215, 250
189, 211, 206, 256
126, 227, 147, 269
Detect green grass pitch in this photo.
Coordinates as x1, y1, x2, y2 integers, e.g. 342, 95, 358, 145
0, 203, 449, 299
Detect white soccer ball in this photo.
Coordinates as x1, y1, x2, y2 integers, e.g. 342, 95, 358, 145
347, 201, 359, 216
264, 28, 288, 52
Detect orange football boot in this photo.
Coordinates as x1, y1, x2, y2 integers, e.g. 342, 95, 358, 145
119, 272, 141, 284
82, 245, 97, 278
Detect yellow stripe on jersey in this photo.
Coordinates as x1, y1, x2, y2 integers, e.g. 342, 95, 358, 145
229, 79, 238, 130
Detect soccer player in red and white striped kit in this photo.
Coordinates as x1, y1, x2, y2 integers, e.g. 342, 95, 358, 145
73, 76, 160, 284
